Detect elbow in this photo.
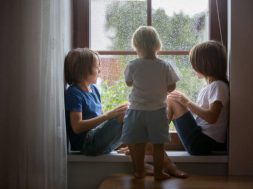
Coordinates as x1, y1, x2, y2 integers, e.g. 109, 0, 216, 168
207, 117, 218, 124
208, 120, 216, 124
71, 124, 82, 134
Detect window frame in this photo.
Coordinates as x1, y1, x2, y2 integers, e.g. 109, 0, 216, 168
72, 0, 227, 150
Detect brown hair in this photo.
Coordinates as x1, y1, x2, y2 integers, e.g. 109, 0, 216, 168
189, 40, 228, 83
64, 48, 100, 85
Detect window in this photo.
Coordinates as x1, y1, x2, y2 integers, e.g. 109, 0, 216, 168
73, 0, 227, 135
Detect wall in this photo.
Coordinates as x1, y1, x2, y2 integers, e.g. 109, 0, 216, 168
228, 0, 253, 175
0, 0, 72, 188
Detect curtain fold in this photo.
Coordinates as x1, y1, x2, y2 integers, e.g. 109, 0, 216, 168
0, 0, 71, 188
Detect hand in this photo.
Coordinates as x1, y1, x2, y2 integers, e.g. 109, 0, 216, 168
168, 90, 191, 107
104, 104, 128, 119
116, 146, 130, 155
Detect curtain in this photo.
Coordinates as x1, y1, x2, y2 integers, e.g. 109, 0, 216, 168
0, 0, 71, 188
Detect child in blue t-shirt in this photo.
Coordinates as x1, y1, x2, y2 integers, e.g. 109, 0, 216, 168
64, 48, 128, 155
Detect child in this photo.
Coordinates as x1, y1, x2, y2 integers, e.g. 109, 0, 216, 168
122, 26, 180, 180
64, 48, 128, 155
168, 40, 229, 155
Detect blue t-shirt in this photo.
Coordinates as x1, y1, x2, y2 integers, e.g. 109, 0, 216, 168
65, 84, 102, 150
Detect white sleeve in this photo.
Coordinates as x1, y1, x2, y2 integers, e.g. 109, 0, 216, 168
208, 83, 228, 106
166, 63, 180, 86
124, 63, 132, 83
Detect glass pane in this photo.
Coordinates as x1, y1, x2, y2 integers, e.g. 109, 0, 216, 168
97, 55, 204, 131
152, 0, 209, 50
91, 0, 147, 51
98, 55, 136, 111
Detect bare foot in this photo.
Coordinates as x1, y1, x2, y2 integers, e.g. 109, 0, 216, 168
134, 171, 145, 179
154, 172, 171, 181
116, 146, 130, 155
164, 163, 188, 178
144, 163, 154, 176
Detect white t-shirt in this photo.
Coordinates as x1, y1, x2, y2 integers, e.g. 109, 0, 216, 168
195, 80, 229, 143
124, 58, 179, 110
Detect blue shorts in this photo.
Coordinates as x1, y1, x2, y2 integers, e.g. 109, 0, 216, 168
121, 108, 169, 144
173, 111, 226, 155
81, 118, 122, 155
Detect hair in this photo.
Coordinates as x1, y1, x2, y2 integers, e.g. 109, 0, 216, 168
64, 48, 100, 85
131, 26, 162, 58
189, 40, 228, 84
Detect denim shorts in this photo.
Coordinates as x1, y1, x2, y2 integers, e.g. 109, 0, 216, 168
81, 118, 122, 156
173, 111, 226, 155
121, 108, 169, 144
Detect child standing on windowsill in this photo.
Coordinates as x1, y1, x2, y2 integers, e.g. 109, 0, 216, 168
167, 40, 229, 155
122, 26, 180, 180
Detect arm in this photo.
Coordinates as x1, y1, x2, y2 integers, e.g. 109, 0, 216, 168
70, 112, 108, 134
70, 104, 128, 134
187, 101, 222, 124
124, 63, 133, 87
168, 91, 223, 124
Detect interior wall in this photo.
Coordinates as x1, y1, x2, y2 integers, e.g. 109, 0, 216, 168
228, 0, 253, 175
0, 0, 72, 188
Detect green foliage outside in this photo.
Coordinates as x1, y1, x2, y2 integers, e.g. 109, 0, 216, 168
100, 1, 206, 117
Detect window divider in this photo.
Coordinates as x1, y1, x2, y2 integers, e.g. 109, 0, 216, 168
147, 0, 152, 26
97, 50, 189, 56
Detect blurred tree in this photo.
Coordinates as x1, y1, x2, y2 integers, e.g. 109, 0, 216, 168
100, 1, 205, 112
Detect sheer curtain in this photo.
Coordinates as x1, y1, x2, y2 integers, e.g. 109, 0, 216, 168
0, 0, 71, 188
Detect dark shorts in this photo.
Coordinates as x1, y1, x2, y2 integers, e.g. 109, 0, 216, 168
81, 118, 122, 156
173, 112, 226, 155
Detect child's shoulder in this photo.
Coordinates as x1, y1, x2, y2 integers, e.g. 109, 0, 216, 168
209, 80, 229, 93
128, 58, 140, 65
65, 85, 81, 95
210, 80, 228, 88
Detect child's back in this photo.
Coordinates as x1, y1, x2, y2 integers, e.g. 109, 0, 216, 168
125, 57, 179, 110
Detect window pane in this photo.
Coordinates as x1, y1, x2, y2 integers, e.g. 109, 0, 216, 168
99, 55, 203, 110
98, 55, 204, 132
91, 0, 147, 51
152, 0, 209, 50
98, 55, 136, 111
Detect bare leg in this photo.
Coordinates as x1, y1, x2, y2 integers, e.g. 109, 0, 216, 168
116, 113, 125, 124
118, 143, 188, 178
167, 103, 173, 124
167, 99, 188, 120
153, 144, 171, 180
129, 143, 146, 179
163, 151, 188, 178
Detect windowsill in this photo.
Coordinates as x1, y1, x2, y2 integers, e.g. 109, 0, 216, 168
67, 150, 228, 163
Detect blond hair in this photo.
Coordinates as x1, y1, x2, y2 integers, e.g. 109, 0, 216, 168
132, 26, 162, 58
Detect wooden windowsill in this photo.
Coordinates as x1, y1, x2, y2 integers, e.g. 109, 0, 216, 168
68, 151, 228, 163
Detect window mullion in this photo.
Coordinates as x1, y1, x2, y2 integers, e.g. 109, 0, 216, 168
147, 0, 152, 26
73, 0, 90, 48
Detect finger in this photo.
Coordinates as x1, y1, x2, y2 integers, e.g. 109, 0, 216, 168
117, 106, 128, 111
117, 104, 128, 108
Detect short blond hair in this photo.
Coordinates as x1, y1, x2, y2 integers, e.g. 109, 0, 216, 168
132, 26, 162, 58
